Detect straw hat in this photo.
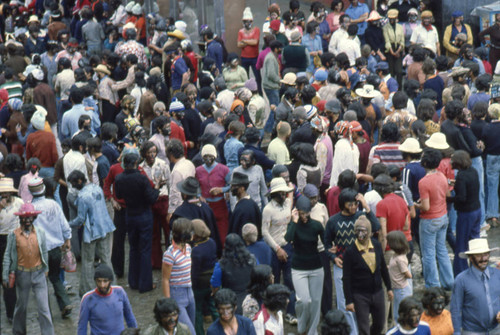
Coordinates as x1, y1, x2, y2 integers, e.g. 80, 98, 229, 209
167, 29, 185, 40
399, 137, 422, 153
0, 178, 18, 193
355, 84, 378, 98
459, 239, 499, 258
425, 132, 449, 150
421, 10, 433, 18
269, 177, 293, 193
387, 9, 399, 19
94, 64, 111, 76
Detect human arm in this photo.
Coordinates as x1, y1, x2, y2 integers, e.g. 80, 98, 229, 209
121, 289, 138, 328
377, 216, 387, 251
284, 208, 298, 242
324, 219, 342, 267
168, 171, 182, 214
161, 261, 172, 298
379, 242, 392, 293
209, 262, 222, 290
77, 297, 90, 335
258, 169, 268, 208
450, 277, 463, 335
442, 26, 459, 55
383, 26, 393, 54
68, 197, 87, 228
2, 233, 14, 285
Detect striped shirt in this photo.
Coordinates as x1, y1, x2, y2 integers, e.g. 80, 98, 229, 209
369, 142, 406, 170
163, 243, 192, 287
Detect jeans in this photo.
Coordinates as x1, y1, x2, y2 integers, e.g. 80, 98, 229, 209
471, 156, 486, 225
264, 88, 280, 108
392, 284, 412, 323
0, 234, 16, 319
486, 154, 500, 219
66, 192, 81, 259
292, 268, 324, 335
333, 264, 345, 310
419, 214, 454, 289
38, 167, 55, 179
48, 247, 71, 310
80, 232, 112, 297
320, 251, 333, 315
271, 243, 296, 315
126, 210, 154, 292
170, 286, 196, 335
454, 209, 481, 276
353, 289, 385, 335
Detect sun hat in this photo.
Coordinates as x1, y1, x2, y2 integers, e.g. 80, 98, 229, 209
408, 8, 418, 15
192, 219, 211, 239
459, 238, 499, 258
425, 132, 450, 150
387, 9, 399, 19
201, 144, 217, 158
452, 10, 464, 18
177, 177, 200, 197
270, 19, 281, 31
366, 10, 382, 22
450, 67, 469, 77
230, 172, 250, 185
28, 15, 40, 24
14, 203, 42, 217
0, 178, 18, 193
302, 184, 319, 198
242, 7, 253, 21
94, 64, 111, 76
296, 195, 311, 212
169, 99, 185, 113
28, 177, 45, 196
399, 137, 422, 153
167, 29, 185, 40
355, 84, 378, 98
421, 10, 433, 18
94, 263, 114, 280
269, 177, 293, 193
280, 72, 297, 85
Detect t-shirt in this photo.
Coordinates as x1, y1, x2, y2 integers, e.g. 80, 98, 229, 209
418, 172, 448, 219
162, 244, 192, 287
238, 27, 260, 59
376, 193, 411, 246
386, 322, 431, 335
388, 254, 410, 289
420, 310, 454, 335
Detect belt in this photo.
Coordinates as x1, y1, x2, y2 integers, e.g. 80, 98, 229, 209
17, 264, 43, 272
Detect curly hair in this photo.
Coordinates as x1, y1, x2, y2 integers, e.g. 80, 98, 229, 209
321, 310, 351, 335
263, 284, 290, 312
140, 141, 157, 159
398, 297, 423, 325
247, 264, 273, 302
153, 298, 179, 324
220, 234, 256, 268
421, 287, 450, 309
214, 288, 237, 307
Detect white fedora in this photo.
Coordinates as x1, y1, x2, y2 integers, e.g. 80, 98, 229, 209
459, 238, 499, 259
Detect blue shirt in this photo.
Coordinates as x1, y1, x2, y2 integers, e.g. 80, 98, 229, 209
247, 240, 272, 266
207, 314, 256, 335
172, 57, 188, 91
224, 137, 244, 173
467, 92, 491, 111
77, 286, 137, 335
451, 266, 500, 333
402, 161, 426, 201
454, 57, 486, 75
301, 33, 323, 73
318, 20, 331, 52
207, 40, 223, 72
61, 104, 93, 139
386, 322, 431, 335
69, 183, 115, 243
32, 196, 72, 251
345, 2, 369, 35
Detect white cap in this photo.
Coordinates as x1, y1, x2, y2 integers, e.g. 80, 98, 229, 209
242, 7, 253, 20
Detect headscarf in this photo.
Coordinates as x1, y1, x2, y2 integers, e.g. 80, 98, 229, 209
235, 87, 252, 103
334, 120, 353, 147
0, 89, 8, 110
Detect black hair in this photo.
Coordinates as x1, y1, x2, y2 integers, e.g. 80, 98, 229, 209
153, 298, 179, 324
463, 60, 479, 77
67, 169, 86, 184
321, 310, 351, 335
421, 287, 450, 309
336, 52, 350, 70
387, 230, 410, 255
43, 177, 58, 199
78, 114, 91, 129
269, 40, 283, 52
435, 55, 449, 71
271, 164, 289, 178
475, 74, 492, 92
247, 264, 273, 302
153, 115, 170, 133
420, 88, 437, 101
471, 101, 488, 120
412, 48, 426, 62
27, 157, 41, 174
290, 143, 317, 166
398, 297, 423, 326
380, 122, 400, 143
301, 85, 317, 104
421, 148, 442, 169
214, 288, 237, 308
125, 28, 137, 40
445, 100, 464, 121
348, 102, 366, 121
123, 153, 140, 169
69, 88, 85, 104
221, 233, 256, 268
166, 139, 184, 159
338, 188, 358, 210
284, 87, 298, 101
347, 23, 358, 36
339, 14, 349, 24
337, 169, 357, 190
417, 98, 436, 121
451, 149, 471, 170
71, 133, 87, 151
263, 284, 290, 312
4, 153, 23, 172
371, 163, 389, 178
306, 21, 319, 34
140, 141, 157, 158
330, 0, 344, 11
321, 52, 336, 67
100, 122, 118, 141
86, 137, 102, 153
290, 0, 300, 10
392, 91, 409, 110
126, 53, 138, 65
243, 127, 261, 144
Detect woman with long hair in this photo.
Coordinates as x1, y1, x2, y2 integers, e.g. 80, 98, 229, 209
242, 264, 273, 319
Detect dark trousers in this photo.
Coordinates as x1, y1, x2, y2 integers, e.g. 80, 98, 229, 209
193, 287, 218, 335
453, 209, 481, 277
48, 247, 70, 311
111, 207, 127, 278
152, 196, 169, 269
271, 243, 296, 315
353, 289, 386, 335
446, 202, 456, 252
241, 56, 261, 94
0, 234, 16, 319
320, 251, 333, 316
126, 210, 154, 292
387, 53, 403, 88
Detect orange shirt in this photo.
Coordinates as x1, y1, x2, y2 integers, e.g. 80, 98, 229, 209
420, 310, 454, 335
136, 16, 146, 40
15, 227, 42, 269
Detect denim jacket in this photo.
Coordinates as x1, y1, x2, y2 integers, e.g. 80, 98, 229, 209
2, 226, 48, 283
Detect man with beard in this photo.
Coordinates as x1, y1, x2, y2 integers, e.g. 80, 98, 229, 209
228, 172, 262, 237
207, 289, 256, 334
451, 239, 500, 334
143, 298, 191, 335
78, 264, 137, 335
289, 106, 316, 146
115, 94, 136, 140
387, 297, 431, 334
275, 87, 298, 126
453, 44, 486, 75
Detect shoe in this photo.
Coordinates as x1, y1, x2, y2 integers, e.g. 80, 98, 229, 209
285, 313, 298, 325
480, 230, 488, 238
62, 305, 73, 319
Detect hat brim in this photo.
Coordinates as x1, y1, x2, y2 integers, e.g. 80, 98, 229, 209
14, 210, 42, 216
0, 186, 18, 193
355, 88, 377, 98
398, 146, 422, 154
424, 140, 449, 150
176, 181, 199, 197
270, 185, 294, 194
459, 247, 499, 259
280, 79, 296, 85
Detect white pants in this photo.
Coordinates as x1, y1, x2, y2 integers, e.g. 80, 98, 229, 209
292, 268, 324, 335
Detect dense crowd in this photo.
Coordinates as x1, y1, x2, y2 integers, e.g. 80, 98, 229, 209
0, 0, 500, 334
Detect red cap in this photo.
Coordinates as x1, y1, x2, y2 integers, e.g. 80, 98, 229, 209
270, 19, 281, 31
316, 100, 326, 112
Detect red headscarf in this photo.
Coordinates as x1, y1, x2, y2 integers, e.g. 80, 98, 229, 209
0, 89, 9, 110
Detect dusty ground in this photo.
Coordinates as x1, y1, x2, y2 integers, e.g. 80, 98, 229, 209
1, 227, 499, 335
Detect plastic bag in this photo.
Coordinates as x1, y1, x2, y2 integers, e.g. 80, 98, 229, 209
61, 250, 77, 272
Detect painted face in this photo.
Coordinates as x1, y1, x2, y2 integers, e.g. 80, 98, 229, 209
203, 154, 215, 167
428, 296, 445, 316
145, 146, 157, 165
160, 311, 179, 331
240, 154, 253, 169
160, 122, 171, 136
20, 216, 36, 230
408, 14, 418, 23
298, 210, 310, 222
354, 226, 369, 243
470, 252, 490, 271
279, 171, 290, 183
95, 278, 111, 295
217, 304, 235, 323
309, 195, 318, 208
403, 308, 421, 329
270, 12, 279, 21
274, 191, 287, 205
422, 17, 432, 26
230, 185, 241, 197
243, 20, 253, 30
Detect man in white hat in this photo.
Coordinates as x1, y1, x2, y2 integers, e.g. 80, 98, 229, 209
262, 177, 297, 324
451, 238, 500, 334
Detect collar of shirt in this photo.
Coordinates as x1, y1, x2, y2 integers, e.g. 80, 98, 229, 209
355, 239, 374, 253
471, 265, 490, 281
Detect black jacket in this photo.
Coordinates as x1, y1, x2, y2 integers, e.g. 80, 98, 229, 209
115, 169, 159, 216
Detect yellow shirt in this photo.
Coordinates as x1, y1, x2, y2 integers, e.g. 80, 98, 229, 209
355, 239, 376, 273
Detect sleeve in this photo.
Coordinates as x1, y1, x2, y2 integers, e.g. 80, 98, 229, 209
364, 210, 381, 233
210, 262, 222, 288
284, 220, 297, 243
68, 197, 88, 228
316, 143, 327, 181
168, 171, 182, 214
442, 26, 458, 55
2, 233, 14, 283
376, 201, 387, 219
121, 289, 138, 328
396, 256, 408, 274
478, 25, 493, 43
162, 249, 174, 265
258, 169, 268, 208
466, 25, 473, 46
450, 277, 463, 335
77, 297, 90, 335
324, 219, 337, 261
103, 167, 114, 200
342, 248, 354, 305
262, 207, 278, 252
410, 28, 418, 44
383, 26, 392, 53
297, 168, 307, 192
379, 244, 391, 291
58, 206, 72, 241
450, 173, 467, 204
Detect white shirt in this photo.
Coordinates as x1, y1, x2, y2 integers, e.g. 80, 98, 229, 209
0, 197, 23, 235
364, 189, 382, 216
168, 157, 196, 214
253, 310, 283, 335
63, 150, 87, 196
328, 28, 360, 55
338, 38, 361, 66
330, 138, 359, 187
410, 25, 439, 53
110, 5, 127, 27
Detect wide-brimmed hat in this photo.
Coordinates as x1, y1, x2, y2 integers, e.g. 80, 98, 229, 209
0, 178, 17, 193
450, 67, 469, 78
28, 177, 45, 196
94, 64, 111, 76
167, 29, 185, 40
269, 177, 293, 193
387, 9, 399, 19
355, 84, 378, 98
28, 15, 40, 24
280, 72, 297, 85
425, 132, 449, 150
230, 172, 249, 185
459, 238, 499, 258
366, 10, 382, 22
14, 203, 42, 217
399, 137, 422, 153
177, 177, 200, 197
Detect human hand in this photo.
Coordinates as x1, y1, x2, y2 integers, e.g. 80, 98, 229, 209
111, 198, 121, 210
346, 303, 355, 312
328, 245, 337, 254
291, 208, 299, 223
334, 257, 343, 268
209, 187, 223, 196
387, 290, 394, 301
496, 311, 500, 323
276, 248, 288, 262
63, 240, 71, 251
15, 124, 21, 132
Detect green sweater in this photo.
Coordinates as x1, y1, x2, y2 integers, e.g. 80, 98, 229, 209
285, 218, 324, 270
262, 52, 281, 90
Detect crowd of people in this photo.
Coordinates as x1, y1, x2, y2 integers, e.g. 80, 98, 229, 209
0, 0, 500, 334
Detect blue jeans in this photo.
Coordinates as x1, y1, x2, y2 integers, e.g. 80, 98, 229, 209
126, 210, 153, 292
419, 214, 454, 289
271, 243, 296, 315
38, 167, 55, 179
393, 284, 412, 322
170, 286, 196, 335
471, 156, 486, 225
486, 154, 500, 219
333, 264, 345, 311
454, 209, 481, 276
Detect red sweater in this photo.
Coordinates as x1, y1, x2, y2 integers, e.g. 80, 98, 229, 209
103, 163, 152, 208
195, 163, 229, 200
26, 130, 58, 167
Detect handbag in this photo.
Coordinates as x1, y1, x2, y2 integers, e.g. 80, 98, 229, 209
61, 249, 77, 272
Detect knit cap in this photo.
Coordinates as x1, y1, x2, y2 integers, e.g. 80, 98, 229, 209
169, 99, 185, 113
94, 263, 114, 281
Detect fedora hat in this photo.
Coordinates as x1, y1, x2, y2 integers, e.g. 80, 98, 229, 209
280, 72, 297, 86
459, 238, 499, 259
14, 203, 42, 217
399, 137, 422, 153
177, 177, 200, 197
425, 132, 449, 150
355, 84, 378, 98
450, 67, 469, 78
0, 178, 17, 193
94, 64, 111, 76
269, 177, 293, 194
230, 172, 249, 185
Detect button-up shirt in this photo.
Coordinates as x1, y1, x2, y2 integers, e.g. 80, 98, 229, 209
63, 150, 87, 196
262, 198, 292, 251
54, 68, 75, 100
61, 104, 93, 139
0, 197, 23, 235
410, 25, 439, 54
140, 157, 171, 197
345, 2, 369, 35
32, 196, 71, 250
451, 265, 500, 334
69, 183, 115, 243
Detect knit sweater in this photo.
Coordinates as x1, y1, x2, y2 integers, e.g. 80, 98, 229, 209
262, 52, 280, 90
285, 219, 325, 270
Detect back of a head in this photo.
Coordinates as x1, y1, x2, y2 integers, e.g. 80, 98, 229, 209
381, 122, 399, 143
392, 91, 408, 110
321, 310, 351, 335
166, 138, 184, 159
347, 23, 358, 37
337, 169, 357, 189
445, 100, 464, 121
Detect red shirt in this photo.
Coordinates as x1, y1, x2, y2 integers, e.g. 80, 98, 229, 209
135, 16, 146, 40
238, 27, 260, 59
185, 51, 198, 82
326, 186, 341, 217
376, 193, 411, 249
418, 172, 448, 219
26, 131, 58, 168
